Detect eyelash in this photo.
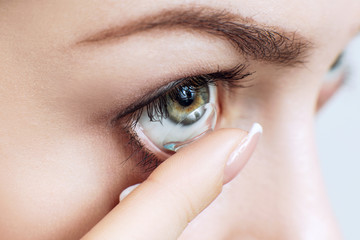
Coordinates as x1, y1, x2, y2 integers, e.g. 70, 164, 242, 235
119, 64, 254, 172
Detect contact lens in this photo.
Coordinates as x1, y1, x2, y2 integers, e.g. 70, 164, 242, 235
161, 103, 217, 152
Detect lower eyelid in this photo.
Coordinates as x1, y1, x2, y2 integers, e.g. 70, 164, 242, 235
134, 124, 172, 160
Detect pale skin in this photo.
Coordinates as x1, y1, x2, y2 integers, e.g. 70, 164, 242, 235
0, 0, 359, 239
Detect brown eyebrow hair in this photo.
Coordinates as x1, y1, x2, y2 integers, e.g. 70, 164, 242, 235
78, 7, 313, 66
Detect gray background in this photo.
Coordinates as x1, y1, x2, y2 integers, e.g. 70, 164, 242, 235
316, 35, 360, 240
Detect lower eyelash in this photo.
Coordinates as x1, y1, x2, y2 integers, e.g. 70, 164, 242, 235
124, 127, 164, 172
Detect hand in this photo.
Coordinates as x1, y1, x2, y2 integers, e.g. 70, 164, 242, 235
81, 124, 262, 240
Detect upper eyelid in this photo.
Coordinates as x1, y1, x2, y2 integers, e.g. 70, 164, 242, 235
110, 64, 253, 127
110, 77, 193, 127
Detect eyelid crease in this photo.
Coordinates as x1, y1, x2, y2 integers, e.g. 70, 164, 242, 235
110, 63, 253, 127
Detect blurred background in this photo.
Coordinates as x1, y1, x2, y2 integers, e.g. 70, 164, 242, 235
316, 34, 360, 240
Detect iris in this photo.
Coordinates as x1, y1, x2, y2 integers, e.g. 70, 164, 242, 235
166, 85, 209, 125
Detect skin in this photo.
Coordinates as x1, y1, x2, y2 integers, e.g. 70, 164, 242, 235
0, 0, 359, 239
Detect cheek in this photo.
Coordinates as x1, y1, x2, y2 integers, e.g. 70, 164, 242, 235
0, 127, 137, 239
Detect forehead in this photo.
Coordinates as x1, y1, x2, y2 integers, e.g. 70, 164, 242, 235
1, 1, 357, 66
3, 0, 359, 36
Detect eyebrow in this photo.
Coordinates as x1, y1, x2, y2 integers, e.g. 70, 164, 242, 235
78, 7, 313, 66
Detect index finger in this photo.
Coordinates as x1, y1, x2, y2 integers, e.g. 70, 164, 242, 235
82, 125, 262, 240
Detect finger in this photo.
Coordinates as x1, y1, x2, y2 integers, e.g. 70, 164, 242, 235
82, 123, 262, 240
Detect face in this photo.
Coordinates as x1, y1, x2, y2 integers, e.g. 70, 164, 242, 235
0, 0, 359, 239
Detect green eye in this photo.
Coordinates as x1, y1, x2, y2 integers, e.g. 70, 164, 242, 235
136, 83, 217, 154
166, 85, 210, 125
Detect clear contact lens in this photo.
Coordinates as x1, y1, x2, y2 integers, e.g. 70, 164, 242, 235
161, 103, 217, 152
135, 84, 217, 157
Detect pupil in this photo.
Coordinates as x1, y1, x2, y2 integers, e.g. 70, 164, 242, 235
175, 86, 195, 107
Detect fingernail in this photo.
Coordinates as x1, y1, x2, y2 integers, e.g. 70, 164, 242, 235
119, 183, 140, 202
223, 123, 262, 184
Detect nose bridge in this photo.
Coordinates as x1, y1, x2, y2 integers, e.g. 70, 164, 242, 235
224, 150, 342, 240
180, 131, 341, 240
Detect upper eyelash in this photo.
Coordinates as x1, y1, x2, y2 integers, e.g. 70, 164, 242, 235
121, 63, 254, 130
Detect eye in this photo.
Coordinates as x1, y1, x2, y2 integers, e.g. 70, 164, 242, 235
325, 52, 348, 82
135, 83, 218, 157
329, 53, 344, 71
114, 64, 253, 170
